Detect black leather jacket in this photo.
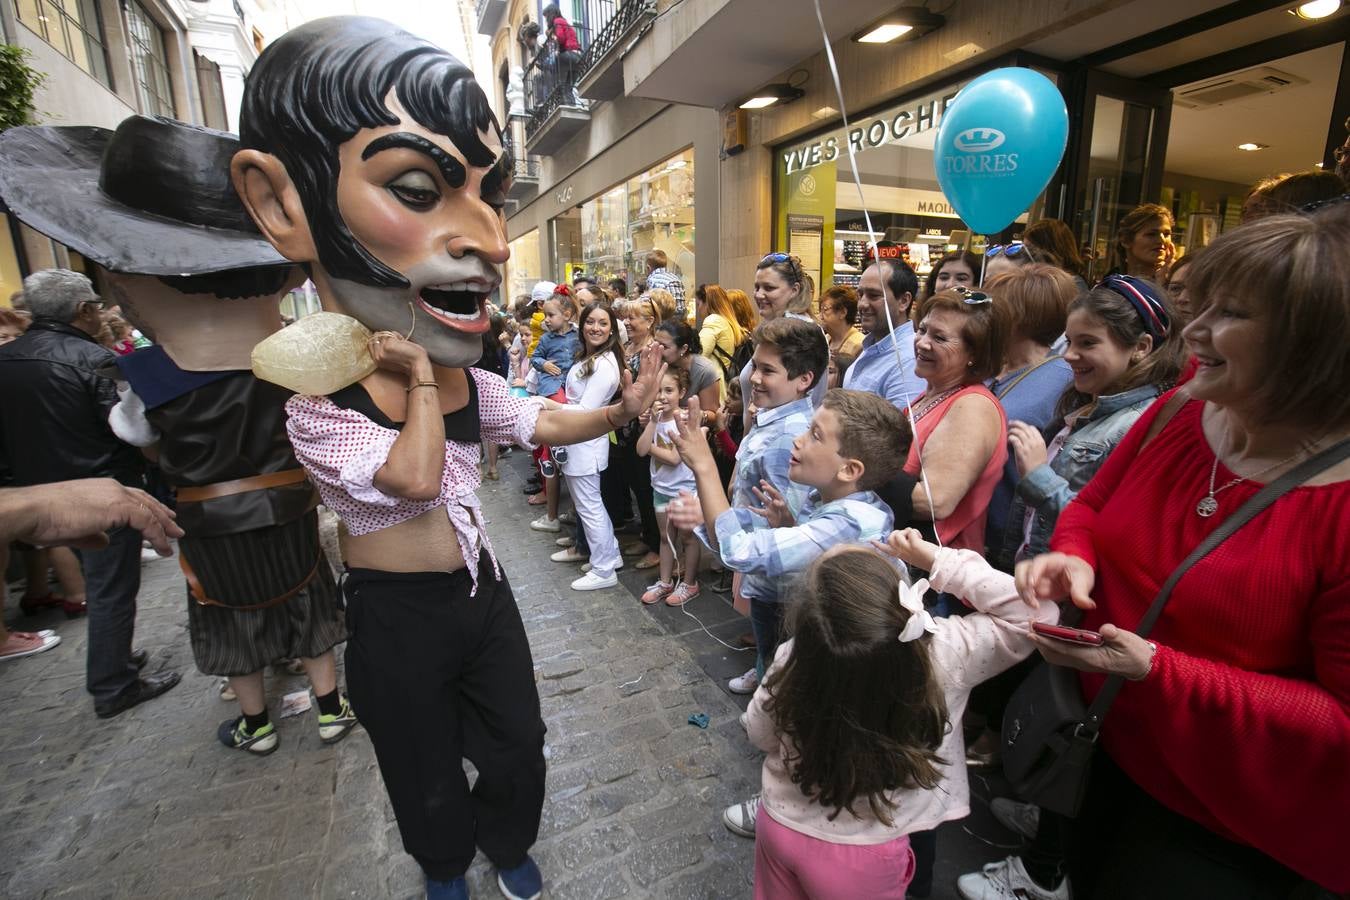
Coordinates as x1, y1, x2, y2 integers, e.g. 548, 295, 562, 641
0, 318, 144, 486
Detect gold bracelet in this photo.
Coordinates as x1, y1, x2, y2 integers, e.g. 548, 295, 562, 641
405, 381, 439, 393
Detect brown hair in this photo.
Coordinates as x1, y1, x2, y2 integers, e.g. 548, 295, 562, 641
913, 289, 1011, 382
574, 303, 625, 378
922, 251, 979, 300
547, 289, 579, 319
1024, 219, 1086, 278
645, 249, 669, 270
983, 263, 1076, 347
821, 285, 858, 325
645, 288, 676, 322
695, 283, 747, 346
821, 389, 911, 490
1110, 203, 1173, 273
1186, 207, 1350, 427
726, 288, 758, 334
1057, 282, 1184, 419
766, 547, 948, 826
792, 271, 816, 317
753, 317, 828, 388
756, 252, 807, 313
661, 365, 691, 399
1241, 170, 1348, 223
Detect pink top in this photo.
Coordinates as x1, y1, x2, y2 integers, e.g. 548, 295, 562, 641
285, 367, 544, 594
745, 548, 1057, 843
903, 384, 1007, 551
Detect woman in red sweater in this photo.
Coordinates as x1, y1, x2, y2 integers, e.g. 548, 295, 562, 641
1015, 206, 1350, 896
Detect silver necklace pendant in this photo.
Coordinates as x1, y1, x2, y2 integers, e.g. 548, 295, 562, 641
1196, 495, 1219, 517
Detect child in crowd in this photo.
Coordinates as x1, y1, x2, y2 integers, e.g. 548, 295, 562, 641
704, 317, 827, 696
636, 367, 701, 606
528, 289, 580, 531
712, 378, 744, 492
740, 530, 1057, 899
667, 387, 907, 841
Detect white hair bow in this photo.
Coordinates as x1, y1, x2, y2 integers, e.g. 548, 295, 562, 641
897, 577, 938, 643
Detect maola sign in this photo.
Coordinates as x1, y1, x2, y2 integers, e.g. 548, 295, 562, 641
782, 88, 962, 175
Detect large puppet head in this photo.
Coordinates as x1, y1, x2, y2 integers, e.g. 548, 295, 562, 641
231, 16, 512, 369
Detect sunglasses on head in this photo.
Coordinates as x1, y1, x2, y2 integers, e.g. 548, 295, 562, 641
760, 252, 803, 276
952, 286, 992, 305
985, 242, 1030, 259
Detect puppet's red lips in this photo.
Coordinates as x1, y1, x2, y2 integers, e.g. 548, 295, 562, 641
417, 292, 490, 334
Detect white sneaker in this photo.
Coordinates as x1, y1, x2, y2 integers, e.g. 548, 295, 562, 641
956, 856, 1070, 900
558, 510, 576, 525
721, 795, 760, 837
555, 536, 575, 548
991, 797, 1040, 839
581, 560, 623, 574
571, 571, 617, 591
727, 667, 759, 695
529, 515, 560, 533
550, 548, 588, 563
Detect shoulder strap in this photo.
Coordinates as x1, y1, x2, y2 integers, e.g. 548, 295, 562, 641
994, 355, 1060, 400
1138, 387, 1191, 451
1081, 435, 1350, 734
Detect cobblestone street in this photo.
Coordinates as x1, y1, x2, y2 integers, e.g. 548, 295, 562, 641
1, 451, 1007, 899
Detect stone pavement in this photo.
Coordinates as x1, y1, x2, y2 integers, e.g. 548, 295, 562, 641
0, 450, 1016, 899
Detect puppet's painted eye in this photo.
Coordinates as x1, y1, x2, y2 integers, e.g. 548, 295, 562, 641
388, 171, 439, 210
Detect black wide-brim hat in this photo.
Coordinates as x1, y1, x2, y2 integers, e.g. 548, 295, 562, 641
0, 116, 290, 276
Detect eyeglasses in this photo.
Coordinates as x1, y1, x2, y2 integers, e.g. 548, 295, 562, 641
984, 242, 1030, 259
952, 286, 992, 305
83, 298, 107, 310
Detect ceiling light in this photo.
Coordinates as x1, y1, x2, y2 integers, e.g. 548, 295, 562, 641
853, 8, 945, 44
1293, 0, 1341, 19
858, 23, 913, 43
1237, 142, 1269, 151
739, 83, 805, 110
812, 105, 839, 120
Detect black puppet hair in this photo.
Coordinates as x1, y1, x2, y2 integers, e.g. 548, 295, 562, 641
237, 16, 503, 289
157, 266, 293, 300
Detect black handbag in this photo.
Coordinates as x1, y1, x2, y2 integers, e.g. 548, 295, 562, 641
1002, 436, 1350, 818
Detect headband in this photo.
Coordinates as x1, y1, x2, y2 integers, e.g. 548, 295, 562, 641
1097, 274, 1170, 346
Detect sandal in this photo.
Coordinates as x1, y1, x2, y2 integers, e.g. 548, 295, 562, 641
484, 469, 499, 481
61, 599, 88, 619
526, 492, 548, 506
0, 630, 61, 661
634, 552, 661, 570
18, 593, 63, 616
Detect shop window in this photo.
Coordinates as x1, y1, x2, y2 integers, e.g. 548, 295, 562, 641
775, 77, 1059, 288
566, 148, 694, 296
507, 229, 542, 304
14, 0, 111, 86
125, 1, 176, 118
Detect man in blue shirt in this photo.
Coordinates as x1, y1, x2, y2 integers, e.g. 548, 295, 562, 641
842, 255, 926, 410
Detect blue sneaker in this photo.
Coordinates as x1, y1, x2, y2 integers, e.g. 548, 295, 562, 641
496, 856, 542, 900
425, 875, 468, 900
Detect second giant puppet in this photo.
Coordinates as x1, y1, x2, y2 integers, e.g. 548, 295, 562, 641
229, 16, 662, 896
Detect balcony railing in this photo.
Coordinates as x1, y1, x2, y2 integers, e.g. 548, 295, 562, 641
507, 138, 539, 183
521, 45, 589, 142
574, 0, 653, 81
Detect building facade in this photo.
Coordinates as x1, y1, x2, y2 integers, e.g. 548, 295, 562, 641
495, 0, 1349, 301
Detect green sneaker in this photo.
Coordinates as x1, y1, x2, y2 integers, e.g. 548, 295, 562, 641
217, 716, 278, 755
317, 696, 358, 744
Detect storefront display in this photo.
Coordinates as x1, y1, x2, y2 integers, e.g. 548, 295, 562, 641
776, 77, 1046, 286
507, 228, 542, 303
564, 149, 695, 296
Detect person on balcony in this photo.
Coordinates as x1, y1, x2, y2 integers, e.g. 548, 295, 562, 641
541, 4, 583, 105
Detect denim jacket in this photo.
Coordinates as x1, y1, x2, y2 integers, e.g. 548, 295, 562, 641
994, 385, 1161, 570
530, 326, 579, 397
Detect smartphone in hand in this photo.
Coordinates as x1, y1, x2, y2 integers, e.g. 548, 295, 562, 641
1032, 622, 1105, 646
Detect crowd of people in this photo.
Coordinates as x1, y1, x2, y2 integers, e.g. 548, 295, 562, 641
3, 152, 1349, 900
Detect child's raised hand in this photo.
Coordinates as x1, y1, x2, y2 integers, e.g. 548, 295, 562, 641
671, 397, 714, 471
666, 490, 704, 530
749, 481, 794, 528
872, 528, 938, 572
1008, 421, 1049, 477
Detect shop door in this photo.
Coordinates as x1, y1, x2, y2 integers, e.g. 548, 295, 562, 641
1063, 70, 1173, 282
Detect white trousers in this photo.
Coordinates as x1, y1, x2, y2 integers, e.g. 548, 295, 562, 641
564, 471, 620, 578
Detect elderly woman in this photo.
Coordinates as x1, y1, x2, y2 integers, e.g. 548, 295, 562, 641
1016, 208, 1350, 897
982, 264, 1076, 561
903, 287, 1010, 556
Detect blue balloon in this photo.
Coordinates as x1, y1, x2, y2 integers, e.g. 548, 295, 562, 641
934, 68, 1069, 235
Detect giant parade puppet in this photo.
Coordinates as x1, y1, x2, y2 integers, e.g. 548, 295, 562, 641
0, 117, 357, 742
226, 16, 663, 900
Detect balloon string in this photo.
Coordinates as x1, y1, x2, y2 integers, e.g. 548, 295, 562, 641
406, 301, 417, 342
810, 0, 943, 549
979, 246, 988, 285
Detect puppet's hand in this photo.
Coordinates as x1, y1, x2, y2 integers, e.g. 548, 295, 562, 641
369, 331, 431, 380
